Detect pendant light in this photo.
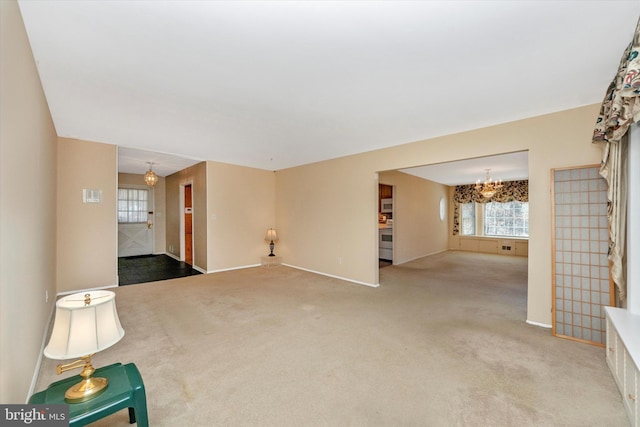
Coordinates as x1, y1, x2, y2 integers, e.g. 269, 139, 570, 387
144, 162, 158, 187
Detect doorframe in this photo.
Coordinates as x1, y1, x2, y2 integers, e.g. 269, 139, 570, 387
179, 182, 194, 263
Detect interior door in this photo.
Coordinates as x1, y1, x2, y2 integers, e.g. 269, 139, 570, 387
118, 187, 154, 257
184, 184, 193, 265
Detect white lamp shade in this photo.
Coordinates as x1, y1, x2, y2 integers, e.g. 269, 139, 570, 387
264, 228, 278, 242
44, 290, 125, 360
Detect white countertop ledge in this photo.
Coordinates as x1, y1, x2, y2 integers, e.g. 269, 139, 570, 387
605, 306, 640, 369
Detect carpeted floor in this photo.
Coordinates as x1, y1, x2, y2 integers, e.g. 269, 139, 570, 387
36, 251, 626, 426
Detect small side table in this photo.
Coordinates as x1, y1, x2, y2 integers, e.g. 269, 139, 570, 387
29, 362, 148, 427
261, 255, 282, 267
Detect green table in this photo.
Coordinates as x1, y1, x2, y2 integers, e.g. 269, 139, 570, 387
29, 362, 148, 427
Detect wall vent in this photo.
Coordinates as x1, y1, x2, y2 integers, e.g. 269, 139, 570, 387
499, 240, 515, 255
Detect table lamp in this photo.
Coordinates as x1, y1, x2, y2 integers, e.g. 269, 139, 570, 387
264, 228, 278, 257
44, 290, 125, 403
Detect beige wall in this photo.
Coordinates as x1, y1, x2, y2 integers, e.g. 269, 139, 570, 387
118, 172, 166, 254
0, 0, 58, 403
276, 105, 602, 324
57, 138, 117, 293
206, 161, 276, 271
378, 171, 449, 264
276, 155, 380, 284
166, 162, 208, 270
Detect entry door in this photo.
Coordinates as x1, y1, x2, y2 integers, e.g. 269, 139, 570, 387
118, 187, 154, 257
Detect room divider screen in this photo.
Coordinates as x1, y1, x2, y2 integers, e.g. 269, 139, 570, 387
551, 165, 613, 346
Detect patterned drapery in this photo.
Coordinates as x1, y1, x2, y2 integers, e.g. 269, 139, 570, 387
452, 180, 528, 235
601, 134, 628, 305
591, 17, 639, 305
592, 18, 640, 144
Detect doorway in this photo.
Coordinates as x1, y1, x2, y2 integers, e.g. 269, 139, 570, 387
375, 152, 529, 290
378, 183, 394, 268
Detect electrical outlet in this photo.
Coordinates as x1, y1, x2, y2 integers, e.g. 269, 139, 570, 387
338, 257, 342, 264
45, 290, 49, 303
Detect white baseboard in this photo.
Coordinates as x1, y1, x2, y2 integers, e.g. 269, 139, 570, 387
206, 264, 261, 274
397, 249, 448, 265
282, 263, 379, 288
165, 252, 181, 261
192, 262, 378, 288
526, 319, 552, 329
193, 264, 207, 274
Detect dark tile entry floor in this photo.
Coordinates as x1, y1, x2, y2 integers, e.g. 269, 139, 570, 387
118, 254, 201, 286
379, 259, 392, 268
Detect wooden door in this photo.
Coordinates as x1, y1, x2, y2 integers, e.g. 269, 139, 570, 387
184, 184, 193, 265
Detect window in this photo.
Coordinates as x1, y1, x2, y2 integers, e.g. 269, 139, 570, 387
118, 188, 148, 223
460, 202, 476, 235
483, 201, 529, 237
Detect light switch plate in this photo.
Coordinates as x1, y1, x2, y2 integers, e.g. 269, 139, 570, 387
83, 189, 102, 204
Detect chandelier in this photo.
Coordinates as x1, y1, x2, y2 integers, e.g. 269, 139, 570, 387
475, 169, 503, 199
144, 162, 158, 186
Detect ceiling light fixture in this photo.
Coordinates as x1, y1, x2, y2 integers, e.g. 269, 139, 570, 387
475, 168, 503, 199
144, 162, 158, 186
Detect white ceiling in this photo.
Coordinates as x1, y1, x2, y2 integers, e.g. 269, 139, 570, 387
118, 147, 201, 177
400, 151, 528, 186
17, 1, 640, 177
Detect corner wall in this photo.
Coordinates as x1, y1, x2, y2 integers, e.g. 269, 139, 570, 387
206, 161, 276, 271
0, 0, 58, 403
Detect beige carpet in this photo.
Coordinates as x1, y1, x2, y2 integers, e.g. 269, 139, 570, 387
36, 251, 627, 426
